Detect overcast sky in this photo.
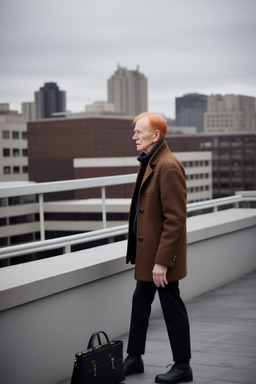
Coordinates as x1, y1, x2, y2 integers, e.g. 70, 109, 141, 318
0, 0, 255, 118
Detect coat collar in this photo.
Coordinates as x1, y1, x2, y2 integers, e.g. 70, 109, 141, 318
147, 140, 169, 166
139, 141, 169, 184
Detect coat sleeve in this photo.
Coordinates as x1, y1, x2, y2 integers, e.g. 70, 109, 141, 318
154, 167, 187, 267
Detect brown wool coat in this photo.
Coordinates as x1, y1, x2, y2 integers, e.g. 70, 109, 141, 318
126, 141, 187, 282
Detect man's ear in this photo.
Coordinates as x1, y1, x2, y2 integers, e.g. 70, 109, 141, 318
153, 129, 160, 142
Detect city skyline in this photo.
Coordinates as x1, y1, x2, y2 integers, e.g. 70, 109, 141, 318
0, 0, 255, 118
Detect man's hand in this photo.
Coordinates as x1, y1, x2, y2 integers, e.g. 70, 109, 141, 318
152, 263, 168, 288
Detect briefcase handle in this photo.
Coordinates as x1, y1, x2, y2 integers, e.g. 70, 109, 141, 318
87, 331, 111, 351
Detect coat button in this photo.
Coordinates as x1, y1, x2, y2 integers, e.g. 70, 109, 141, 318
139, 208, 144, 213
138, 236, 143, 241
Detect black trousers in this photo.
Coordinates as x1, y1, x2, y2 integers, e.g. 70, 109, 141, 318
127, 281, 191, 363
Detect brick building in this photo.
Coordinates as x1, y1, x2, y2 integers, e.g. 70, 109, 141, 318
28, 116, 256, 199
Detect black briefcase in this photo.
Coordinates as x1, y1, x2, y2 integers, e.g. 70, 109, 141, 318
71, 331, 125, 384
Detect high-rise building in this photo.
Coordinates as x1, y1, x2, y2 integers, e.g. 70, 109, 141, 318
22, 102, 36, 121
204, 94, 256, 133
35, 82, 66, 119
107, 65, 147, 116
175, 93, 207, 133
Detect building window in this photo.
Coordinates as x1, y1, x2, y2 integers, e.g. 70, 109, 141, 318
0, 198, 7, 207
22, 132, 27, 139
220, 172, 229, 177
231, 160, 241, 167
244, 148, 254, 156
202, 141, 212, 148
244, 160, 254, 167
244, 136, 255, 143
12, 131, 19, 139
3, 148, 10, 157
245, 183, 254, 190
13, 166, 20, 174
3, 166, 11, 174
13, 149, 20, 157
22, 149, 28, 156
220, 148, 229, 155
232, 148, 242, 155
22, 166, 28, 173
245, 172, 254, 178
232, 171, 242, 178
0, 217, 7, 226
9, 214, 34, 225
2, 130, 10, 139
231, 137, 242, 144
10, 233, 34, 245
0, 237, 8, 247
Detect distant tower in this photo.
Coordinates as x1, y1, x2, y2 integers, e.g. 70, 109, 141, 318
35, 82, 66, 119
107, 66, 148, 116
176, 93, 207, 133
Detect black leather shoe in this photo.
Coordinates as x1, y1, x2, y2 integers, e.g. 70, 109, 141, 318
155, 362, 193, 383
123, 355, 144, 376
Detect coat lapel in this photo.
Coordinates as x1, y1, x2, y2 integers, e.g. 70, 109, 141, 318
140, 141, 169, 189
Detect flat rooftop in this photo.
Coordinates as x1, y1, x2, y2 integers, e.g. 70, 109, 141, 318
61, 270, 256, 384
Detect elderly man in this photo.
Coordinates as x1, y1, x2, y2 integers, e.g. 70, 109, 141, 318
124, 112, 193, 383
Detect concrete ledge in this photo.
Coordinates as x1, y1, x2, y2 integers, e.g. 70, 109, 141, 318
0, 241, 132, 312
187, 208, 256, 243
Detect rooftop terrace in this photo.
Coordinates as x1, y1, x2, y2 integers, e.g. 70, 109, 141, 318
61, 271, 256, 384
123, 271, 256, 384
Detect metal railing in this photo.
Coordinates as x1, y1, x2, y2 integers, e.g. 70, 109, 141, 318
0, 174, 137, 241
0, 175, 255, 261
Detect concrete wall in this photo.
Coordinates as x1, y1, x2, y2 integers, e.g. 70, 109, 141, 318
0, 208, 256, 384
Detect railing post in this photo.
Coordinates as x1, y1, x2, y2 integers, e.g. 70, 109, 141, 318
101, 186, 107, 229
64, 244, 71, 254
39, 193, 45, 241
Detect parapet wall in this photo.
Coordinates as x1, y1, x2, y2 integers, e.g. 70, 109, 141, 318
0, 208, 256, 384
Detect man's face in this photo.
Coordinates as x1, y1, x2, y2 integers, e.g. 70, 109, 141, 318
133, 117, 158, 154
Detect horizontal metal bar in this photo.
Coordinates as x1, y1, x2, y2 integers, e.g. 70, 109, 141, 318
187, 195, 243, 212
0, 174, 137, 198
1, 194, 251, 260
0, 225, 128, 259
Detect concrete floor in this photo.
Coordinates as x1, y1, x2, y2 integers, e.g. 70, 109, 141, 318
63, 270, 256, 384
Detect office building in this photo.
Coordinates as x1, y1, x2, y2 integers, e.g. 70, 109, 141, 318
166, 132, 256, 198
35, 82, 66, 119
175, 93, 207, 133
205, 94, 256, 132
0, 113, 28, 182
22, 102, 36, 121
107, 65, 147, 116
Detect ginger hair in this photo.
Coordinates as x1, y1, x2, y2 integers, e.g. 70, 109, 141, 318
133, 112, 167, 141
